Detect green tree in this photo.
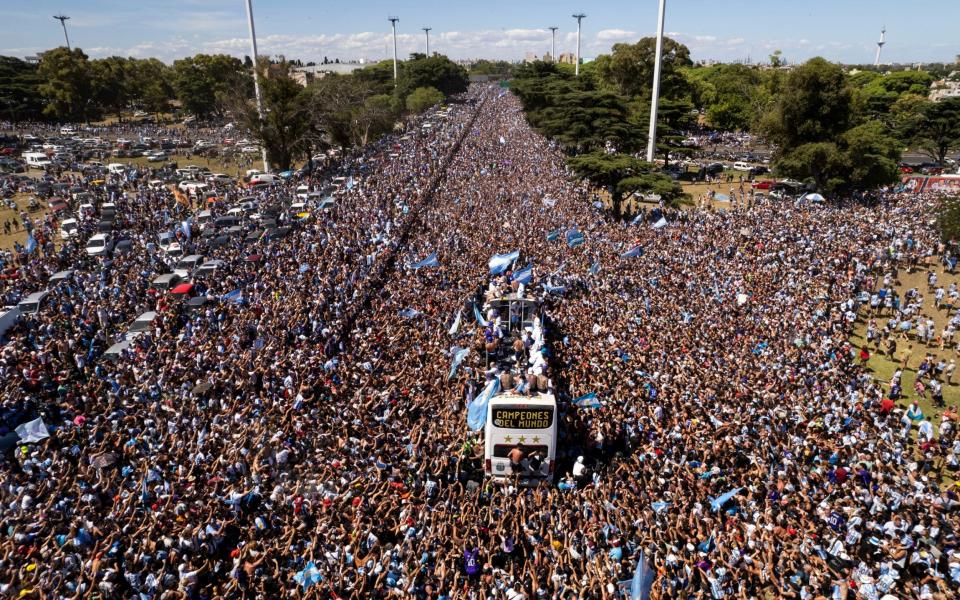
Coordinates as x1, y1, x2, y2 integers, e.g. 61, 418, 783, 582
594, 37, 692, 99
937, 196, 960, 243
405, 86, 444, 113
307, 74, 373, 148
567, 152, 683, 213
842, 122, 902, 190
902, 97, 960, 165
352, 94, 397, 146
37, 47, 95, 121
172, 54, 250, 119
129, 58, 174, 118
531, 86, 644, 154
234, 63, 312, 170
761, 57, 853, 149
395, 55, 468, 102
0, 56, 44, 121
90, 56, 132, 121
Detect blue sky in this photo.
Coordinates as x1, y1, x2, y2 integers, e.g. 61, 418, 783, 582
3, 0, 958, 65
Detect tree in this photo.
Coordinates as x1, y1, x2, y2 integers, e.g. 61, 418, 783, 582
406, 86, 444, 113
129, 58, 173, 118
594, 37, 692, 99
352, 94, 397, 146
90, 56, 132, 121
307, 75, 371, 148
37, 47, 95, 121
937, 196, 960, 243
0, 56, 44, 121
530, 86, 644, 154
900, 97, 960, 165
769, 50, 784, 68
234, 63, 312, 170
842, 122, 901, 190
761, 57, 853, 149
685, 64, 767, 131
172, 54, 250, 118
855, 70, 934, 120
567, 152, 683, 214
394, 55, 468, 102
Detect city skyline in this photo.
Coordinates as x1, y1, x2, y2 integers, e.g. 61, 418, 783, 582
3, 0, 958, 65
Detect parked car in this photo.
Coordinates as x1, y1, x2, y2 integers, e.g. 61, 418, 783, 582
85, 233, 113, 256
173, 255, 205, 278
17, 290, 50, 315
59, 218, 79, 239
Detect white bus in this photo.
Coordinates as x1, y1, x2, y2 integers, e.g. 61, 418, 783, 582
484, 391, 558, 485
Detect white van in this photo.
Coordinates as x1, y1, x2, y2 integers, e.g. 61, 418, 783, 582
23, 152, 51, 168
107, 163, 127, 175
732, 161, 751, 171
248, 173, 277, 185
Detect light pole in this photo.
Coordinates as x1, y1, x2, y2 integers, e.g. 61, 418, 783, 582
645, 0, 666, 163
423, 27, 431, 56
572, 14, 585, 76
244, 0, 269, 172
548, 26, 558, 62
389, 17, 399, 81
53, 14, 71, 50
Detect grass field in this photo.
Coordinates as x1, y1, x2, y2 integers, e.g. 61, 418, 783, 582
850, 266, 960, 423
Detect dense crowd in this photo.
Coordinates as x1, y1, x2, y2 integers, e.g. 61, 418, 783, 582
1, 85, 959, 600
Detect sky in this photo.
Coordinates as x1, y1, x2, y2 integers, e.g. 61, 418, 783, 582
3, 0, 959, 66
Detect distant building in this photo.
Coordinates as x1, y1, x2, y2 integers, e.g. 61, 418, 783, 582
24, 55, 40, 64
291, 63, 365, 87
557, 52, 576, 65
929, 77, 960, 102
524, 52, 539, 64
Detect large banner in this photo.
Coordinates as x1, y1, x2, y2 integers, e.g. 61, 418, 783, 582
901, 175, 960, 194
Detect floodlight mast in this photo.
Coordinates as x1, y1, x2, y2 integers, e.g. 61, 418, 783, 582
243, 0, 270, 173
423, 27, 431, 56
389, 17, 400, 81
572, 14, 585, 76
548, 27, 558, 62
53, 14, 71, 50
645, 0, 667, 163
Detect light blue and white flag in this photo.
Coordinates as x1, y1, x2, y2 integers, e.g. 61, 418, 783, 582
345, 176, 355, 190
546, 229, 561, 242
630, 212, 645, 226
467, 378, 500, 430
630, 550, 655, 600
651, 217, 668, 229
710, 487, 742, 512
589, 261, 601, 276
511, 264, 533, 285
398, 308, 421, 319
447, 346, 470, 381
180, 220, 191, 240
25, 234, 37, 254
411, 252, 439, 270
489, 250, 519, 275
566, 228, 585, 248
543, 282, 566, 294
574, 392, 600, 408
221, 289, 243, 303
621, 245, 644, 258
473, 304, 489, 327
449, 309, 463, 336
293, 561, 322, 590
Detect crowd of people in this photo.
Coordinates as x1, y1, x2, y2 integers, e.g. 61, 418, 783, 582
1, 85, 959, 600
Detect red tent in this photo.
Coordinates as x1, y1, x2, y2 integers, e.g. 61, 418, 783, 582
170, 283, 194, 295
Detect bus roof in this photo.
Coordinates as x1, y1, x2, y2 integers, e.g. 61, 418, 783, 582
490, 391, 556, 405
